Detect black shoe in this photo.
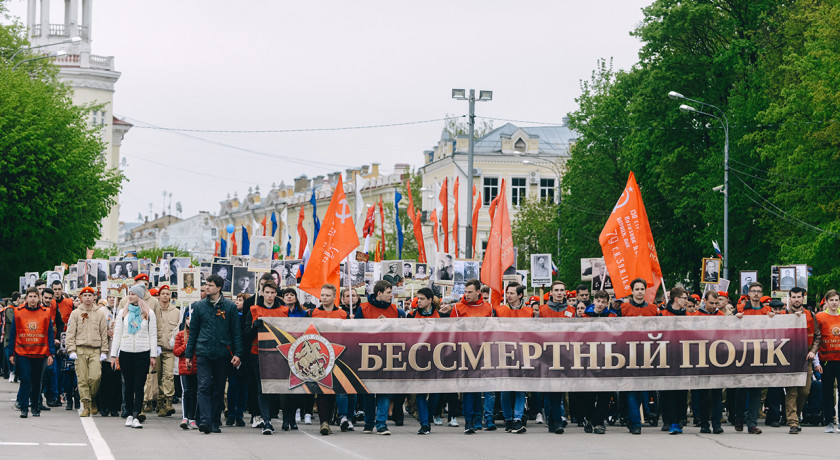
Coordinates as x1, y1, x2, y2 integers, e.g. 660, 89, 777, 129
212, 426, 222, 433
38, 403, 51, 411
120, 410, 130, 418
136, 413, 146, 423
548, 421, 557, 433
74, 399, 80, 409
485, 423, 497, 431
594, 425, 606, 434
770, 420, 780, 428
290, 421, 298, 430
418, 425, 430, 435
584, 423, 593, 433
282, 422, 290, 431
31, 409, 41, 417
66, 401, 73, 410
47, 398, 61, 407
235, 418, 245, 427
199, 423, 211, 434
789, 426, 799, 434
504, 420, 513, 432
512, 419, 526, 433
630, 426, 641, 435
111, 410, 120, 417
713, 426, 724, 434
20, 409, 28, 418
101, 410, 109, 417
464, 426, 475, 434
225, 417, 235, 427
262, 422, 275, 435
700, 426, 711, 434
554, 424, 564, 434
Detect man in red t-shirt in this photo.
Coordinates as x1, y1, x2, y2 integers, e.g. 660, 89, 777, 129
816, 289, 840, 432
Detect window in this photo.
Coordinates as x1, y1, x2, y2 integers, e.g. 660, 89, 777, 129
514, 138, 526, 153
540, 178, 555, 203
511, 177, 526, 206
483, 177, 499, 205
91, 110, 107, 126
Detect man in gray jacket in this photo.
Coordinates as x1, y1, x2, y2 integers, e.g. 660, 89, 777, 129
184, 274, 243, 434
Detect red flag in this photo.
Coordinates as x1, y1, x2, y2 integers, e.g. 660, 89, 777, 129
231, 230, 238, 256
480, 179, 513, 309
214, 240, 219, 257
430, 209, 439, 252
472, 185, 481, 254
599, 172, 663, 303
440, 178, 449, 253
374, 240, 381, 262
300, 176, 361, 296
452, 177, 459, 256
378, 197, 385, 255
297, 206, 308, 258
362, 205, 376, 237
261, 215, 267, 237
406, 181, 427, 263
489, 193, 500, 223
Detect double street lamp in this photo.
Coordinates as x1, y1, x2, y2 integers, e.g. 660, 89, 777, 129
452, 88, 493, 258
669, 91, 730, 280
8, 36, 80, 63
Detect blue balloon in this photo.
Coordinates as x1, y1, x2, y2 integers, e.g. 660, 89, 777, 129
225, 224, 235, 234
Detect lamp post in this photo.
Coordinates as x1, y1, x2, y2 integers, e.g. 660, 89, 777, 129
523, 159, 563, 266
669, 91, 730, 280
11, 50, 67, 71
9, 36, 81, 62
452, 88, 492, 258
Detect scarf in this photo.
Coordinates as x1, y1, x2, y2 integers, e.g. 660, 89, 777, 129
127, 304, 142, 335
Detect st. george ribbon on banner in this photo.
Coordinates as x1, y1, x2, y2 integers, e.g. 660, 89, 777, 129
256, 315, 808, 394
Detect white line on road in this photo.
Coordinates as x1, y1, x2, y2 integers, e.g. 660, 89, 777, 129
81, 417, 116, 460
45, 443, 88, 446
0, 442, 39, 446
301, 430, 369, 459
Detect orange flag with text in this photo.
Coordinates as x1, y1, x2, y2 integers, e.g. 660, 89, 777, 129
598, 172, 663, 303
299, 176, 360, 297
480, 179, 513, 307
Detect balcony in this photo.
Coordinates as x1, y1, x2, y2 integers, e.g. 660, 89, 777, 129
31, 24, 90, 40
53, 53, 114, 71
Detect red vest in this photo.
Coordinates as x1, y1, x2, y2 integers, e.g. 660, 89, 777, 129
13, 305, 52, 358
310, 307, 348, 319
408, 309, 441, 319
539, 304, 576, 318
454, 299, 493, 318
249, 304, 289, 354
496, 305, 535, 318
621, 301, 659, 317
738, 303, 771, 316
359, 302, 400, 319
55, 297, 74, 330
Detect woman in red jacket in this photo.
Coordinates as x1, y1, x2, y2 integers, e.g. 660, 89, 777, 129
174, 312, 197, 430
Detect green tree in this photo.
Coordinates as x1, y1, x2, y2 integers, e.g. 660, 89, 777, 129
382, 169, 423, 261
0, 8, 124, 294
511, 196, 562, 271
443, 114, 494, 141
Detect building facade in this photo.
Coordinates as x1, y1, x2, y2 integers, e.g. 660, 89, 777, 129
24, 0, 129, 247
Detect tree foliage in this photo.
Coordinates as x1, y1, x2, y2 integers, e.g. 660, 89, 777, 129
443, 114, 494, 141
511, 197, 562, 270
559, 0, 840, 300
0, 7, 124, 294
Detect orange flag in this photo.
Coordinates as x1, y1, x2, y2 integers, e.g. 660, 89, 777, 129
599, 172, 663, 303
430, 209, 439, 252
231, 230, 238, 256
480, 179, 513, 308
472, 185, 481, 254
488, 193, 500, 223
406, 181, 427, 263
296, 206, 307, 258
374, 240, 381, 262
299, 176, 361, 297
378, 197, 385, 255
452, 177, 459, 256
439, 178, 449, 253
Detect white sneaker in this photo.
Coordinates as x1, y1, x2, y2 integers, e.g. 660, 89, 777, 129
304, 414, 312, 425
124, 415, 134, 427
434, 416, 443, 426
189, 420, 198, 430
131, 417, 143, 429
535, 413, 544, 424
448, 417, 459, 427
295, 409, 301, 422
251, 415, 263, 428
825, 423, 836, 433
8, 373, 14, 383
346, 420, 354, 431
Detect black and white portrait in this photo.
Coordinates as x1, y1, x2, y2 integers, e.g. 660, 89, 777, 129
740, 270, 758, 295
452, 261, 465, 283
233, 267, 256, 295
46, 271, 62, 286
249, 237, 272, 272
530, 254, 552, 287
76, 261, 97, 288
701, 258, 721, 284
348, 261, 365, 288
402, 261, 414, 280
414, 263, 429, 281
211, 263, 233, 292
434, 253, 454, 282
283, 260, 301, 287
779, 266, 796, 291
382, 261, 403, 286
463, 261, 479, 282
162, 251, 175, 260
590, 259, 612, 292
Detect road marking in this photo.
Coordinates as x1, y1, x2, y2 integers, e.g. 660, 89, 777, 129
301, 430, 368, 459
45, 443, 88, 446
0, 442, 40, 446
81, 417, 116, 460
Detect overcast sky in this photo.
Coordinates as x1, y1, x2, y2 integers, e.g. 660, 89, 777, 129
5, 0, 650, 222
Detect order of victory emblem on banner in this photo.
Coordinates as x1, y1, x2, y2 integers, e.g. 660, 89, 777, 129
277, 323, 345, 389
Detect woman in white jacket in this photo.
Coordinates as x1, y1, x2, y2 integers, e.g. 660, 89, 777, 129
110, 283, 158, 428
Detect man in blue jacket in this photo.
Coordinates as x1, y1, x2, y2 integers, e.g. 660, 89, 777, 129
185, 274, 244, 434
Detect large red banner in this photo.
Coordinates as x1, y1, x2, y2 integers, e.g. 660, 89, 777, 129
258, 315, 808, 394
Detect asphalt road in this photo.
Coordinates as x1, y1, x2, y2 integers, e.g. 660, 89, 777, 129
1, 378, 837, 460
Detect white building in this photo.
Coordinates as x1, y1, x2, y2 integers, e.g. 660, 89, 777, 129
24, 0, 129, 247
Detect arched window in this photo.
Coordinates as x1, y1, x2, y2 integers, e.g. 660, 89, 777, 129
514, 138, 526, 152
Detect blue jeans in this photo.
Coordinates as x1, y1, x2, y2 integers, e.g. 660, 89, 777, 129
42, 359, 59, 400
626, 391, 643, 429
336, 393, 357, 420
416, 393, 439, 426
483, 392, 496, 427
16, 356, 46, 410
501, 391, 526, 421
375, 394, 391, 431
462, 393, 484, 429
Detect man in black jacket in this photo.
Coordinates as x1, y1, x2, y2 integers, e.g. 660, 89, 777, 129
185, 274, 244, 434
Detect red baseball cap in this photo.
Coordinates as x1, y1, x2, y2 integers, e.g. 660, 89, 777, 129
134, 273, 149, 282
80, 286, 96, 295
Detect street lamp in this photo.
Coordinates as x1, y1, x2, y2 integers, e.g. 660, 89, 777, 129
670, 90, 730, 280
9, 36, 81, 62
12, 50, 67, 71
452, 88, 493, 258
523, 159, 563, 264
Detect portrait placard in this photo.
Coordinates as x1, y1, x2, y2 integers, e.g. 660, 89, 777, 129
530, 254, 552, 287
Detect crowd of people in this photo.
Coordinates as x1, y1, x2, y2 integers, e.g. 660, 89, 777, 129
2, 270, 839, 438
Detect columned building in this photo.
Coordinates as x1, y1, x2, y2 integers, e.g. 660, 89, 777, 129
25, 0, 129, 247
